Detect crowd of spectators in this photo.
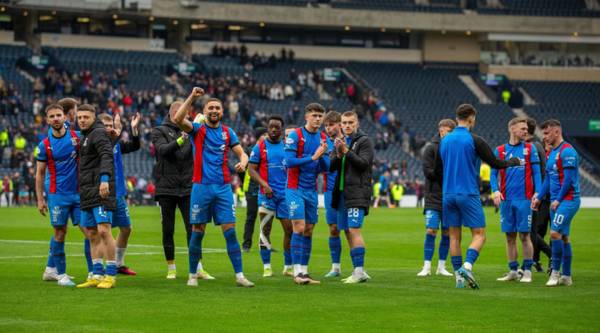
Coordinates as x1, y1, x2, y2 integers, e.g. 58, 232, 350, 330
211, 44, 295, 71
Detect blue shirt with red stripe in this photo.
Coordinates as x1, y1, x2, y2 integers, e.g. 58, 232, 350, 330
491, 141, 542, 200
284, 126, 329, 191
541, 142, 580, 202
37, 130, 81, 195
188, 122, 240, 185
324, 136, 337, 192
249, 138, 287, 194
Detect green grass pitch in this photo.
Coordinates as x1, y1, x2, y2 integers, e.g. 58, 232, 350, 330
0, 206, 599, 332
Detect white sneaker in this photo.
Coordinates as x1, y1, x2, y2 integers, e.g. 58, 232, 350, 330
519, 270, 532, 283
436, 266, 453, 277
236, 277, 255, 288
57, 275, 76, 287
197, 269, 216, 280
417, 267, 431, 277
497, 270, 520, 282
43, 268, 59, 281
546, 270, 561, 287
187, 274, 198, 287
558, 276, 573, 286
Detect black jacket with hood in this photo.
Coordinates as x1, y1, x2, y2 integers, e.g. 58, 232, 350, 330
151, 116, 193, 198
330, 130, 375, 215
79, 119, 116, 210
422, 134, 443, 212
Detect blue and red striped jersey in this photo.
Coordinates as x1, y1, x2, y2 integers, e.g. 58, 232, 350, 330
37, 130, 80, 195
546, 142, 580, 201
284, 127, 326, 191
491, 142, 542, 200
188, 122, 239, 185
249, 138, 287, 194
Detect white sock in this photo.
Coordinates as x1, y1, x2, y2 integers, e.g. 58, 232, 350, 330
57, 273, 66, 280
332, 263, 341, 272
463, 262, 473, 271
423, 260, 432, 270
189, 273, 196, 279
437, 260, 446, 269
116, 247, 126, 267
46, 266, 57, 273
235, 272, 245, 279
196, 261, 203, 271
284, 265, 292, 270
263, 264, 272, 270
92, 258, 103, 265
300, 265, 308, 274
293, 264, 301, 276
354, 266, 364, 276
168, 264, 176, 271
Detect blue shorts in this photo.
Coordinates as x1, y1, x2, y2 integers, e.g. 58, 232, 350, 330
80, 206, 113, 228
112, 196, 131, 228
550, 199, 580, 236
424, 209, 446, 230
500, 199, 531, 233
258, 192, 289, 220
285, 189, 318, 224
337, 195, 365, 231
190, 183, 235, 225
443, 194, 485, 229
324, 191, 337, 225
48, 193, 80, 227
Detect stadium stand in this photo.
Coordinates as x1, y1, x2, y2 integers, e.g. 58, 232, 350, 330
476, 0, 600, 17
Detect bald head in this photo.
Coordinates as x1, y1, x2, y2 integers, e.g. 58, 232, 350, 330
169, 101, 183, 121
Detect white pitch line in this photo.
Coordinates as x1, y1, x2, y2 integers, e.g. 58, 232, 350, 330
0, 239, 226, 253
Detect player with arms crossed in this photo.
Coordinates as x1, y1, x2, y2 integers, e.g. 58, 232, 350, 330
323, 111, 344, 278
330, 111, 374, 283
532, 119, 581, 287
438, 104, 521, 289
75, 104, 118, 289
417, 119, 456, 277
285, 103, 329, 285
248, 115, 293, 277
36, 104, 84, 287
98, 112, 141, 275
491, 117, 542, 283
173, 87, 254, 288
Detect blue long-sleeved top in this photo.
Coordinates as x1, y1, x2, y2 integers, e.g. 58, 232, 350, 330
537, 141, 580, 202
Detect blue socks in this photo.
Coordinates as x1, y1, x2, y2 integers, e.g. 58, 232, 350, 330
522, 259, 533, 271
509, 260, 519, 271
260, 248, 271, 265
562, 242, 572, 276
105, 261, 117, 276
92, 259, 104, 276
46, 237, 55, 268
290, 233, 303, 265
188, 231, 204, 274
283, 249, 292, 266
465, 248, 479, 267
224, 228, 242, 274
329, 236, 341, 265
551, 239, 563, 272
350, 247, 365, 268
439, 234, 450, 261
301, 236, 312, 266
51, 238, 66, 275
451, 256, 463, 271
424, 233, 436, 261
84, 239, 93, 273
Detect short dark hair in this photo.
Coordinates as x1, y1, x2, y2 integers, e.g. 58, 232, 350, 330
438, 118, 457, 129
323, 111, 341, 124
77, 104, 96, 113
254, 127, 267, 139
305, 102, 325, 114
455, 104, 477, 120
203, 98, 223, 109
45, 103, 64, 115
540, 119, 561, 129
341, 111, 358, 119
57, 97, 78, 113
267, 115, 284, 127
526, 118, 537, 135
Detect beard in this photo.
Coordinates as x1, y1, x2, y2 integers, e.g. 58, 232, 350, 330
51, 123, 64, 131
206, 113, 222, 125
